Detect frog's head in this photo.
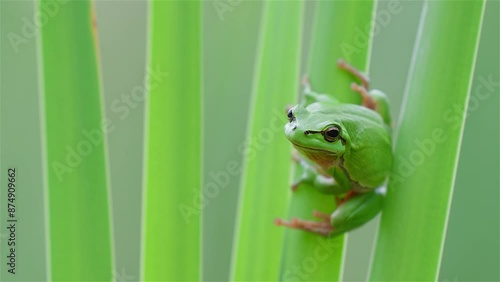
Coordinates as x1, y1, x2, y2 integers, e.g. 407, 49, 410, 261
284, 103, 348, 169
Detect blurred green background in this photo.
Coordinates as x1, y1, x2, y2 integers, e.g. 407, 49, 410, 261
0, 0, 498, 281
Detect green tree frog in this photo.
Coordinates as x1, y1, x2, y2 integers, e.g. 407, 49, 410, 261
275, 59, 393, 237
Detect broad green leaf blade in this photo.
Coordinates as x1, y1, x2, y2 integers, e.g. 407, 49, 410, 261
141, 1, 201, 281
39, 0, 113, 280
279, 2, 375, 281
230, 1, 304, 280
369, 1, 485, 281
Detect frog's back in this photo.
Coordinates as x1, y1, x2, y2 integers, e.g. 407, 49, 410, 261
309, 103, 385, 125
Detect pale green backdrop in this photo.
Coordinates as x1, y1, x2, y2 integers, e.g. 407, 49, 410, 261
0, 1, 498, 281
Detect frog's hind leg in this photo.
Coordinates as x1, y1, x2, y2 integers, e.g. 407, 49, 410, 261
329, 190, 384, 236
275, 190, 383, 237
335, 189, 357, 206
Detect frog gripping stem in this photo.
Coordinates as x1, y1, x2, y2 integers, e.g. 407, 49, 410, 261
337, 59, 369, 89
351, 83, 377, 110
275, 210, 333, 237
337, 59, 377, 110
276, 191, 384, 237
281, 58, 392, 238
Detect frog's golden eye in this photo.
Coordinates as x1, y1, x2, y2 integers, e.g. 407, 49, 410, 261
323, 126, 340, 142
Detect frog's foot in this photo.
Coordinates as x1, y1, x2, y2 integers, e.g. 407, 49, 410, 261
351, 83, 377, 110
337, 59, 370, 89
275, 210, 333, 237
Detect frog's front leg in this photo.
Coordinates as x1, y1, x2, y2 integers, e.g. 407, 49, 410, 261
275, 189, 384, 237
350, 84, 392, 125
290, 152, 349, 195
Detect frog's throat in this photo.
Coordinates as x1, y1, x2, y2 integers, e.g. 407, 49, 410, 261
294, 145, 372, 192
292, 143, 340, 169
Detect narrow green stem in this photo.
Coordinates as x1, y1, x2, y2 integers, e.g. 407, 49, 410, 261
39, 0, 113, 280
230, 1, 305, 280
141, 1, 202, 281
279, 2, 375, 281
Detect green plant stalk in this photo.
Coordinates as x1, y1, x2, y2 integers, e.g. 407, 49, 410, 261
141, 1, 201, 281
39, 0, 113, 280
279, 2, 375, 281
369, 1, 485, 280
230, 1, 304, 280
308, 1, 375, 104
202, 2, 264, 281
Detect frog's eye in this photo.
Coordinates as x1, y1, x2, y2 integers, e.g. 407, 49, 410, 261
323, 126, 340, 142
287, 109, 294, 121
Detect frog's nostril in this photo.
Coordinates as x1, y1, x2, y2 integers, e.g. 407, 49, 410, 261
292, 125, 297, 130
